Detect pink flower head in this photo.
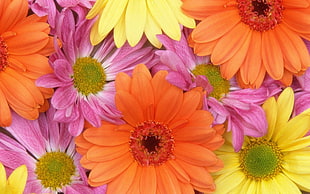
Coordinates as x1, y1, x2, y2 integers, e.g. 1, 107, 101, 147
0, 107, 106, 193
28, 0, 94, 31
153, 28, 282, 152
36, 9, 158, 136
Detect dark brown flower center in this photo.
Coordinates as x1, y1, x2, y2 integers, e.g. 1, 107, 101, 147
237, 0, 284, 31
129, 121, 175, 166
0, 36, 8, 71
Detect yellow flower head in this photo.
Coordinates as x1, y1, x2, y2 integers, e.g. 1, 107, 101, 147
214, 87, 310, 193
87, 0, 196, 48
0, 163, 28, 194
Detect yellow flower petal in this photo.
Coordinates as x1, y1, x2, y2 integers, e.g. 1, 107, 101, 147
214, 170, 245, 193
262, 96, 277, 141
147, 0, 181, 41
166, 0, 196, 28
7, 165, 27, 194
86, 0, 107, 19
282, 170, 310, 192
273, 173, 301, 193
0, 163, 7, 192
276, 87, 294, 127
90, 18, 106, 45
114, 12, 127, 48
125, 0, 146, 47
282, 148, 310, 174
144, 11, 162, 48
280, 135, 310, 152
98, 0, 128, 37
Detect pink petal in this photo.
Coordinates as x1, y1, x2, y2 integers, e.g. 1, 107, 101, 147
51, 85, 77, 109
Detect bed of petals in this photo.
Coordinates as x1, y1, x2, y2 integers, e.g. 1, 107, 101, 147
0, 0, 310, 193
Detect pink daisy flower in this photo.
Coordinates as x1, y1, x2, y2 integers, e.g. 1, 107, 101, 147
0, 107, 106, 193
152, 28, 281, 151
36, 10, 158, 136
28, 0, 94, 30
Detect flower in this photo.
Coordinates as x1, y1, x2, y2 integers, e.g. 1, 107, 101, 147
0, 107, 106, 193
36, 9, 158, 136
152, 29, 283, 151
213, 87, 310, 193
86, 0, 196, 48
0, 0, 55, 126
0, 162, 27, 194
182, 0, 310, 88
75, 64, 225, 193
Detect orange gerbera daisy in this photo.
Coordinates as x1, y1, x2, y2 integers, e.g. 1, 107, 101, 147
0, 0, 54, 126
182, 0, 310, 88
75, 64, 225, 194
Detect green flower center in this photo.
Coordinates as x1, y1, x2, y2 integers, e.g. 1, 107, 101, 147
72, 57, 106, 96
35, 152, 76, 190
191, 64, 230, 100
240, 138, 283, 181
0, 36, 8, 71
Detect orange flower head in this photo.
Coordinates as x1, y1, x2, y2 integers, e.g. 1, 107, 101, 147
0, 0, 55, 126
182, 0, 310, 88
75, 64, 225, 193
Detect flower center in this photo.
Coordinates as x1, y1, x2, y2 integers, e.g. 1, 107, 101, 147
0, 36, 8, 71
129, 121, 175, 166
72, 57, 106, 96
35, 152, 76, 190
239, 138, 283, 181
237, 0, 284, 31
191, 64, 230, 100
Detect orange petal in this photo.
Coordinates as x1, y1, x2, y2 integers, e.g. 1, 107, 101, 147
80, 155, 97, 170
182, 0, 228, 20
115, 90, 144, 126
179, 182, 195, 194
192, 39, 218, 56
115, 72, 132, 93
176, 160, 216, 193
75, 135, 93, 155
192, 9, 240, 43
87, 144, 129, 162
156, 164, 182, 194
166, 160, 190, 183
211, 23, 251, 65
262, 30, 284, 80
151, 70, 170, 105
283, 0, 310, 8
9, 105, 39, 120
0, 87, 11, 126
283, 8, 310, 34
88, 152, 133, 184
169, 89, 201, 126
239, 30, 262, 84
83, 123, 130, 146
140, 166, 157, 194
279, 69, 293, 86
174, 143, 218, 166
127, 166, 143, 194
107, 162, 138, 194
155, 84, 183, 124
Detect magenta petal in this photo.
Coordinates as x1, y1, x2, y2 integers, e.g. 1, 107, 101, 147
294, 91, 310, 115
53, 59, 73, 82
53, 104, 80, 122
166, 71, 190, 90
229, 115, 245, 152
0, 150, 35, 170
65, 185, 94, 194
80, 98, 101, 128
36, 73, 65, 88
68, 116, 84, 136
52, 86, 77, 109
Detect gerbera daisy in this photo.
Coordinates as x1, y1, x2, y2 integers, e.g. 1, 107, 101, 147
0, 0, 54, 126
0, 107, 106, 193
152, 29, 282, 151
213, 87, 310, 193
182, 0, 310, 88
36, 9, 158, 136
0, 162, 27, 194
75, 64, 225, 193
86, 0, 196, 48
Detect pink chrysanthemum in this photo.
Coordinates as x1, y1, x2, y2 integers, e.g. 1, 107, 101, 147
28, 0, 94, 31
36, 10, 157, 136
0, 107, 106, 193
152, 28, 282, 151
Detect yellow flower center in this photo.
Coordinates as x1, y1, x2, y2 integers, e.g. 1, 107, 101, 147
129, 121, 175, 166
237, 0, 284, 31
239, 138, 283, 181
0, 36, 8, 71
72, 57, 106, 96
35, 152, 76, 190
191, 64, 230, 100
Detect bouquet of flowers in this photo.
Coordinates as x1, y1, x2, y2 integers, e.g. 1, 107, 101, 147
0, 0, 310, 193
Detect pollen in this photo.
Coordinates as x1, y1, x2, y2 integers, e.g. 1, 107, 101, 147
72, 57, 106, 96
35, 152, 76, 190
0, 36, 8, 71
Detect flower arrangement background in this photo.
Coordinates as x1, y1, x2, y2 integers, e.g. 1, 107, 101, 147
0, 0, 310, 193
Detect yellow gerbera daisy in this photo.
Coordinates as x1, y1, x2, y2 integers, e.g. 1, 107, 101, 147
0, 162, 28, 194
213, 87, 310, 194
87, 0, 196, 48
